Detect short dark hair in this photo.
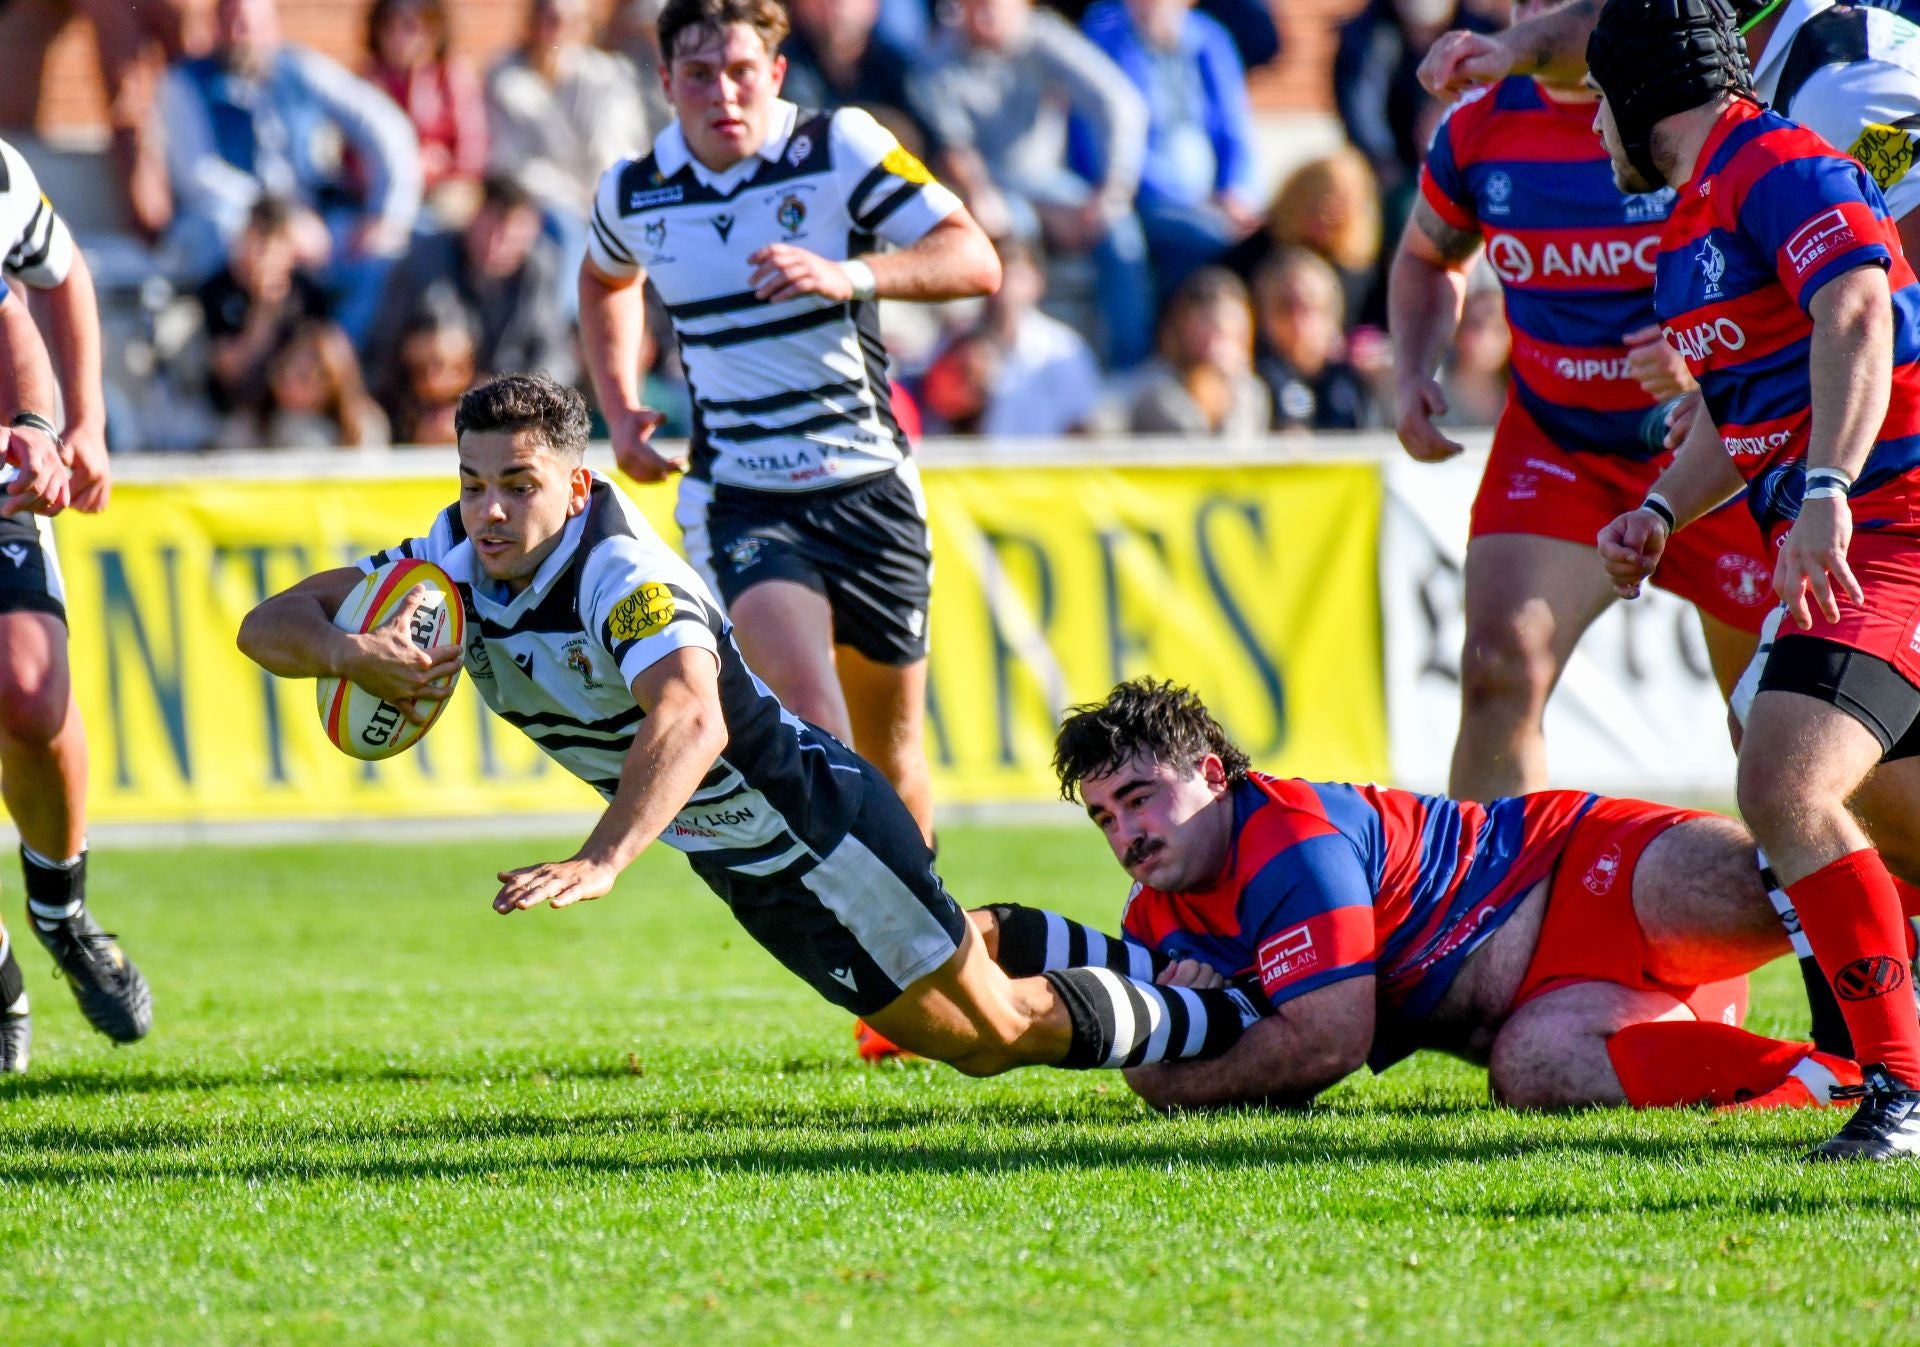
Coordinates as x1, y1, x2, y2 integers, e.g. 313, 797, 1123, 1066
1052, 678, 1251, 803
656, 0, 789, 64
479, 173, 539, 217
454, 374, 591, 462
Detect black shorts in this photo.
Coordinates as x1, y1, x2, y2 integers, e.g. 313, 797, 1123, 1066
0, 513, 65, 622
1759, 634, 1920, 760
693, 756, 965, 1016
678, 464, 932, 666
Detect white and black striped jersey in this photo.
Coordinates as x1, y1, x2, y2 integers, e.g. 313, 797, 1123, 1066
0, 138, 75, 293
586, 100, 963, 493
361, 474, 865, 878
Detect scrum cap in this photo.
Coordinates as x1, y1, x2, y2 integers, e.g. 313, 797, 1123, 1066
1587, 0, 1755, 186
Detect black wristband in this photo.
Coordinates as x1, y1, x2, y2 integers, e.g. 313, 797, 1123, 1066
9, 411, 58, 444
1640, 495, 1677, 530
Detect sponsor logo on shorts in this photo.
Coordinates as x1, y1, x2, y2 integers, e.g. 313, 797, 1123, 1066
1716, 553, 1772, 607
1524, 457, 1578, 483
727, 536, 766, 572
0, 544, 27, 567
1785, 208, 1857, 277
1583, 843, 1623, 896
1910, 618, 1920, 655
1835, 955, 1908, 1001
1507, 471, 1538, 501
1257, 924, 1318, 993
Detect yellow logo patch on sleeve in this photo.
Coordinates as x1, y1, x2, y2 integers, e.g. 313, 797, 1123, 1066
609, 582, 675, 642
881, 144, 934, 186
1850, 123, 1918, 191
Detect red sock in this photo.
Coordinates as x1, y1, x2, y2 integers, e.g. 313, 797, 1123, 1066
1788, 849, 1920, 1085
1606, 1021, 1814, 1108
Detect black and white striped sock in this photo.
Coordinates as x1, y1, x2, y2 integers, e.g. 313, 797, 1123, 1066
1043, 966, 1265, 1069
1759, 847, 1853, 1058
987, 904, 1166, 981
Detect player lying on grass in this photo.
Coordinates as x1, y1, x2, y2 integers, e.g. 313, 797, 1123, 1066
236, 373, 1267, 1080
864, 678, 1876, 1113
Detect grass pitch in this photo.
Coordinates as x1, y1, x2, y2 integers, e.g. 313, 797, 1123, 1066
1, 825, 1917, 1345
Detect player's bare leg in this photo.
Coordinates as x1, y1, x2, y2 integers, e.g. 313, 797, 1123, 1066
726, 580, 854, 741
0, 611, 149, 1046
1451, 535, 1617, 800
1490, 981, 1693, 1109
837, 648, 933, 843
1632, 814, 1789, 985
1848, 758, 1920, 890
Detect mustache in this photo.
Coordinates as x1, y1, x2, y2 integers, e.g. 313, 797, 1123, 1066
1123, 836, 1163, 869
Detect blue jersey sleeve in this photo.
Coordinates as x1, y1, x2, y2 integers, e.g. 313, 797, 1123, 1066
1240, 833, 1378, 1008
1738, 155, 1894, 312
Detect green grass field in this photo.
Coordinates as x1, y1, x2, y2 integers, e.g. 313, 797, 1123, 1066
1, 824, 1917, 1345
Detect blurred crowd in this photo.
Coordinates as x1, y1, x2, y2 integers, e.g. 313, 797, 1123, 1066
51, 0, 1514, 450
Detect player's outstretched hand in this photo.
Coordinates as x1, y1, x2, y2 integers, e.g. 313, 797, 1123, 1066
493, 856, 618, 913
1623, 324, 1694, 401
1396, 377, 1465, 462
1597, 507, 1668, 599
1775, 494, 1861, 629
1662, 391, 1702, 452
1156, 958, 1226, 991
61, 420, 111, 514
341, 583, 464, 721
748, 243, 855, 305
608, 404, 681, 483
0, 423, 70, 517
1419, 29, 1514, 97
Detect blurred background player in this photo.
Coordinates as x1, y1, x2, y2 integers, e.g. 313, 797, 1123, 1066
0, 136, 151, 1074
1590, 0, 1920, 1159
1390, 0, 1773, 805
579, 0, 1000, 845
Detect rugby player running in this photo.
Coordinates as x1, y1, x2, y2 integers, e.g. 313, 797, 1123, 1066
578, 0, 1000, 845
1589, 0, 1920, 1158
239, 375, 1270, 1086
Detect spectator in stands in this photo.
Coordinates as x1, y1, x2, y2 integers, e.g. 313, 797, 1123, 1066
917, 329, 1000, 434
1440, 282, 1510, 428
1253, 247, 1379, 432
965, 236, 1104, 435
1228, 147, 1386, 330
218, 317, 388, 449
364, 175, 576, 423
1040, 0, 1281, 68
1116, 265, 1267, 435
390, 306, 476, 444
362, 0, 490, 226
196, 195, 333, 416
782, 0, 931, 149
487, 0, 650, 285
602, 0, 675, 136
1334, 0, 1500, 197
1080, 0, 1261, 300
159, 0, 421, 342
909, 0, 1156, 367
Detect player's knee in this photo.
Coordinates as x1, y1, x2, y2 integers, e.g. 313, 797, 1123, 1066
1734, 756, 1807, 845
0, 670, 65, 748
1486, 1030, 1580, 1111
1458, 621, 1555, 711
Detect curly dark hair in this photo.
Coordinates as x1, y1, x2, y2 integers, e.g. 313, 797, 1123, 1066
454, 373, 591, 462
1052, 678, 1251, 803
657, 0, 789, 63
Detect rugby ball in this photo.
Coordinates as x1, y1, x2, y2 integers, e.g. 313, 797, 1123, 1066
315, 559, 465, 760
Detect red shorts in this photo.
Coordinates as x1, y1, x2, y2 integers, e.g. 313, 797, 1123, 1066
1509, 794, 1750, 1026
1787, 527, 1920, 687
1471, 400, 1774, 633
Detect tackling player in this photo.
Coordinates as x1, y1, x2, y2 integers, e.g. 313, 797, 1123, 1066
578, 0, 1001, 845
0, 136, 150, 1074
1390, 0, 1773, 803
1590, 0, 1920, 1158
239, 375, 1270, 1086
935, 678, 1863, 1114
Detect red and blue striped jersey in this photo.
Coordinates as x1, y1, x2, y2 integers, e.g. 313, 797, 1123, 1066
1421, 78, 1674, 458
1655, 99, 1920, 542
1120, 774, 1596, 1069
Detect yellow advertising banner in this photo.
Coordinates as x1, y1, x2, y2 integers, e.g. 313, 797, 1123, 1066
53, 461, 1385, 823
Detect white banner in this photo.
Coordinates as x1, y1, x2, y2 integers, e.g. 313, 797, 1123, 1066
1382, 450, 1740, 801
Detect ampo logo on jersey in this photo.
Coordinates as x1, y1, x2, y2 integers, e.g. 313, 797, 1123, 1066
1485, 234, 1658, 285
1664, 316, 1748, 363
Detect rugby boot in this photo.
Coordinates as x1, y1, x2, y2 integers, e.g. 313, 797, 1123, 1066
29, 904, 150, 1043
0, 998, 27, 1074
1805, 1065, 1920, 1160
853, 1019, 912, 1063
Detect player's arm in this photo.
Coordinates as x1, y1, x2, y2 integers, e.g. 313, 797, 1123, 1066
1124, 974, 1375, 1111
33, 245, 108, 512
493, 647, 729, 913
1418, 0, 1600, 98
1597, 388, 1744, 599
0, 285, 67, 518
1777, 263, 1894, 627
579, 166, 680, 484
1389, 197, 1481, 463
236, 566, 463, 716
747, 210, 1001, 306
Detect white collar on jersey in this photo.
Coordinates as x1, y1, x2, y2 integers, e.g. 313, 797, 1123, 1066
1748, 0, 1835, 92
468, 479, 597, 620
651, 99, 802, 192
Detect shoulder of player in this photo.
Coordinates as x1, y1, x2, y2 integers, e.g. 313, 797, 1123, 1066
575, 485, 709, 609
600, 150, 689, 220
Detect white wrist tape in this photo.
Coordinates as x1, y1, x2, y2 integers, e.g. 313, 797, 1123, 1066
842, 259, 878, 301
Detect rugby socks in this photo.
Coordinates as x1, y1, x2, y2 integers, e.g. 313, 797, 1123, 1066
1043, 966, 1265, 1069
1786, 849, 1920, 1086
21, 845, 85, 933
1605, 1020, 1852, 1107
1759, 848, 1854, 1058
987, 904, 1168, 981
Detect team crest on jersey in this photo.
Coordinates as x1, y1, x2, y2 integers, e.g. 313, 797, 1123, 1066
777, 193, 807, 238
467, 630, 494, 680
609, 582, 675, 642
644, 219, 667, 252
1696, 237, 1726, 298
1716, 553, 1771, 607
1484, 170, 1512, 215
1851, 123, 1917, 191
562, 638, 603, 691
